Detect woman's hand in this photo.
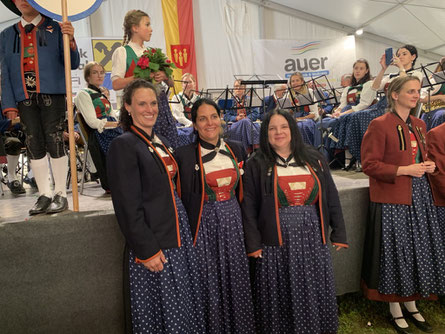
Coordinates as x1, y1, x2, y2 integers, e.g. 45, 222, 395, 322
143, 251, 167, 272
391, 55, 405, 71
397, 163, 427, 177
424, 160, 436, 174
153, 71, 168, 83
379, 54, 389, 71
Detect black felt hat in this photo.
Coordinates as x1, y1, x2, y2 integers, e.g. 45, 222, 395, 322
1, 0, 22, 16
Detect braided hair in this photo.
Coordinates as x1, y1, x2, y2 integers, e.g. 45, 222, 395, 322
122, 10, 149, 45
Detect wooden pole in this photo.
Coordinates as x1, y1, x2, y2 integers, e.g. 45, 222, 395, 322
62, 0, 79, 211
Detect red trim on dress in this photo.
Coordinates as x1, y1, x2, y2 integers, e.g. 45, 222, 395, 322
306, 163, 326, 244
18, 23, 28, 100
332, 242, 349, 248
273, 166, 283, 246
193, 143, 206, 246
130, 125, 181, 248
135, 250, 162, 264
225, 143, 244, 202
361, 280, 437, 302
247, 249, 262, 257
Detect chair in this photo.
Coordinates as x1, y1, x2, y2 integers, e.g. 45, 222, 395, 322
75, 111, 110, 193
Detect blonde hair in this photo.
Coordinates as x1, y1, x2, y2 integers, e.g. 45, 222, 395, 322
289, 72, 307, 93
122, 10, 149, 45
386, 76, 421, 116
182, 73, 195, 82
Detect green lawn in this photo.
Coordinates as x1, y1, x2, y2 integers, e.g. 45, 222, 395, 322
338, 294, 445, 334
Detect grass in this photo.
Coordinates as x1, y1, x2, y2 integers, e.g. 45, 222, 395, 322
338, 293, 445, 333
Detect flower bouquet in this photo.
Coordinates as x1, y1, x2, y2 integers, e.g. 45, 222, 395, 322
133, 48, 176, 83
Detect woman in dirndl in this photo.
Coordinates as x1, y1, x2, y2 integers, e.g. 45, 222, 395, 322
175, 98, 256, 334
242, 108, 348, 333
323, 58, 374, 170
346, 45, 423, 168
107, 80, 203, 333
361, 75, 445, 334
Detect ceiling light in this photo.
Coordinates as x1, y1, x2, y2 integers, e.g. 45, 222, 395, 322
355, 28, 364, 36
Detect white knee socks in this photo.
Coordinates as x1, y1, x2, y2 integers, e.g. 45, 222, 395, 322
30, 157, 51, 197
6, 154, 20, 182
50, 156, 68, 197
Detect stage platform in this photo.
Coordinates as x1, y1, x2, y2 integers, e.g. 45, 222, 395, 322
0, 171, 369, 333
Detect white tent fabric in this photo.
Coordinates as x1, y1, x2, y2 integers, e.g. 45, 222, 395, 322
0, 0, 440, 89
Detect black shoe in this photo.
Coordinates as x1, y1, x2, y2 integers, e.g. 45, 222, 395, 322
389, 316, 413, 334
343, 157, 357, 171
29, 195, 52, 215
24, 176, 38, 189
7, 180, 26, 195
46, 193, 68, 214
403, 310, 433, 333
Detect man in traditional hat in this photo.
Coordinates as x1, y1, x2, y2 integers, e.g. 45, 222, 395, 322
0, 0, 80, 214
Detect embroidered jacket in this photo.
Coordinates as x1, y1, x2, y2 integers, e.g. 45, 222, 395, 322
0, 16, 80, 114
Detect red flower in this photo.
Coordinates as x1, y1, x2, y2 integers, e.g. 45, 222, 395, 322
137, 56, 150, 70
151, 48, 156, 54
166, 59, 171, 63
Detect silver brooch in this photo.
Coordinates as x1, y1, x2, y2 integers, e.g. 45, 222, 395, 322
195, 164, 199, 171
168, 147, 174, 153
215, 147, 220, 153
148, 147, 153, 153
240, 168, 244, 175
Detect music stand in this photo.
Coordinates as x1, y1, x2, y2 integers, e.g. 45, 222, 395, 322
418, 61, 444, 119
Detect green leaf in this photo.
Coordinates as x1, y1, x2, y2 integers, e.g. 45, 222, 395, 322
149, 62, 160, 71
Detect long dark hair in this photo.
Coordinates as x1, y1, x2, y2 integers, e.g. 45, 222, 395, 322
397, 44, 418, 69
119, 79, 159, 131
350, 58, 371, 86
259, 109, 322, 167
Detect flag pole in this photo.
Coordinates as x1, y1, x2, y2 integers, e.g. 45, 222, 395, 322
61, 0, 79, 211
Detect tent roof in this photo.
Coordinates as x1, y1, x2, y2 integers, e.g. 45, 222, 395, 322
261, 0, 444, 58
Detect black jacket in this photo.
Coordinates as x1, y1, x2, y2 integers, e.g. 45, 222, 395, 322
175, 139, 246, 244
241, 152, 348, 255
107, 127, 181, 261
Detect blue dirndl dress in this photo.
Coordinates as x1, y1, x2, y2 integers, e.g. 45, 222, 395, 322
345, 97, 387, 163
421, 107, 445, 131
254, 166, 338, 334
128, 144, 204, 333
194, 145, 255, 333
362, 136, 445, 301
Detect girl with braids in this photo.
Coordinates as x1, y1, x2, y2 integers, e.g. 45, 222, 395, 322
361, 76, 445, 334
107, 79, 204, 333
111, 10, 179, 148
242, 109, 348, 333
